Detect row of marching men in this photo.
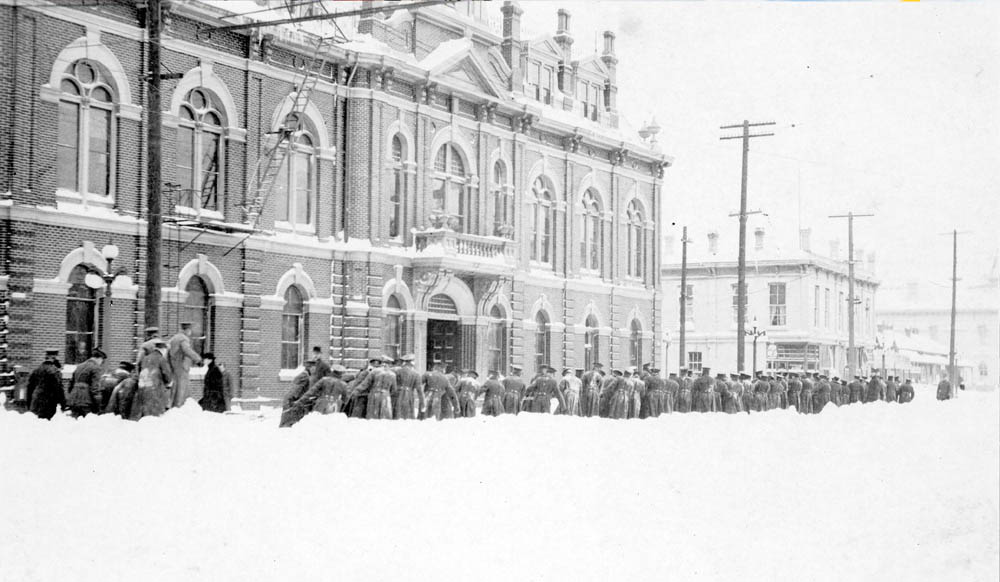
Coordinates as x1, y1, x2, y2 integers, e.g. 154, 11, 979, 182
278, 352, 919, 426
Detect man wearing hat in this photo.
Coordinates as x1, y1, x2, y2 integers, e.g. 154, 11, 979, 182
312, 364, 351, 414
605, 368, 630, 419
664, 371, 680, 414
104, 361, 137, 417
456, 369, 481, 418
480, 370, 505, 417
345, 357, 381, 418
864, 373, 883, 404
131, 339, 172, 420
847, 375, 864, 405
558, 367, 581, 416
785, 372, 801, 411
526, 365, 565, 414
501, 364, 525, 415
280, 357, 317, 427
27, 349, 65, 420
67, 347, 107, 417
580, 363, 604, 418
360, 355, 396, 420
310, 346, 332, 388
625, 367, 645, 419
884, 373, 899, 403
99, 360, 133, 415
393, 354, 423, 420
898, 378, 915, 404
643, 367, 667, 418
168, 322, 202, 409
813, 374, 831, 413
674, 368, 693, 414
422, 360, 460, 420
692, 367, 715, 413
797, 372, 815, 414
717, 373, 739, 415
138, 327, 161, 362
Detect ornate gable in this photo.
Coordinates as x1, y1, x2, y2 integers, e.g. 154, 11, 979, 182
429, 52, 507, 99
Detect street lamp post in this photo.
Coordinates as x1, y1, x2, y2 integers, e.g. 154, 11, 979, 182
84, 244, 125, 352
745, 316, 766, 377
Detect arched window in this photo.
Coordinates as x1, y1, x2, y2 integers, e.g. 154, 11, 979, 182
65, 265, 97, 365
531, 177, 555, 266
487, 305, 507, 373
389, 134, 405, 239
431, 143, 470, 232
281, 286, 305, 369
534, 310, 551, 373
183, 276, 213, 356
275, 129, 316, 230
626, 200, 645, 280
584, 314, 600, 370
580, 189, 602, 273
176, 88, 224, 212
383, 294, 404, 360
58, 60, 115, 198
492, 161, 513, 238
630, 319, 643, 368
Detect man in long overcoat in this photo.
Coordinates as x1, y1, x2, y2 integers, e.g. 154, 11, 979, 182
480, 370, 505, 417
130, 339, 172, 420
692, 368, 715, 413
168, 322, 202, 408
455, 370, 481, 418
936, 376, 952, 400
643, 368, 667, 418
884, 375, 899, 403
785, 372, 801, 411
423, 361, 460, 420
848, 377, 864, 404
898, 379, 915, 403
580, 363, 603, 417
27, 349, 66, 420
798, 373, 815, 414
363, 355, 396, 419
664, 372, 680, 413
527, 365, 566, 414
393, 354, 423, 419
279, 359, 315, 427
67, 348, 106, 417
501, 364, 525, 415
558, 368, 582, 416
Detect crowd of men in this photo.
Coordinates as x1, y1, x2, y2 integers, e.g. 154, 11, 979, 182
277, 353, 921, 427
21, 323, 232, 421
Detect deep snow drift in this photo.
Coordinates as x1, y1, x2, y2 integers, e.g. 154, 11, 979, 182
1, 389, 997, 582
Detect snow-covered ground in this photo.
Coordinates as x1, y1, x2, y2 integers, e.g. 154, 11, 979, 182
2, 388, 997, 582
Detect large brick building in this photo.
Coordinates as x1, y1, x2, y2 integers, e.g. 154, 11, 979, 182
0, 0, 671, 399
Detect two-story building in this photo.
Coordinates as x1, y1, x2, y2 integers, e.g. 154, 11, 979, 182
661, 227, 879, 376
0, 0, 671, 398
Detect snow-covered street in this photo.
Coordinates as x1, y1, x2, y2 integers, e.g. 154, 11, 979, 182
2, 389, 997, 582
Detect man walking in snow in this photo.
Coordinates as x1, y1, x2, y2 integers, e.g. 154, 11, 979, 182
481, 370, 505, 417
27, 349, 66, 420
501, 364, 525, 415
393, 354, 423, 419
67, 348, 106, 417
580, 363, 603, 417
168, 322, 202, 409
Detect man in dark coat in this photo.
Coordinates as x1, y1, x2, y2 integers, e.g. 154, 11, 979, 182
603, 369, 629, 419
716, 373, 738, 414
455, 370, 481, 418
664, 372, 680, 413
130, 339, 173, 420
580, 363, 604, 417
423, 361, 460, 420
936, 376, 952, 400
310, 346, 331, 387
864, 374, 883, 403
785, 372, 801, 411
813, 374, 831, 413
311, 364, 351, 414
675, 369, 693, 413
345, 358, 379, 418
27, 349, 66, 420
67, 348, 106, 417
501, 364, 525, 415
99, 361, 132, 414
104, 361, 137, 417
279, 359, 315, 427
898, 379, 915, 403
527, 365, 566, 414
884, 375, 899, 403
798, 373, 815, 414
480, 370, 505, 417
198, 353, 227, 413
361, 355, 396, 419
848, 376, 864, 404
692, 367, 715, 413
643, 368, 667, 418
393, 354, 423, 420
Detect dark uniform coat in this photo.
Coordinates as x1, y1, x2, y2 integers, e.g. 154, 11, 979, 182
798, 378, 814, 414
692, 375, 715, 413
311, 376, 351, 414
67, 357, 104, 416
848, 380, 864, 404
130, 350, 172, 420
936, 380, 951, 401
456, 377, 480, 418
580, 371, 603, 417
393, 365, 423, 420
813, 379, 831, 413
501, 375, 525, 415
279, 369, 313, 427
198, 363, 227, 413
424, 370, 460, 420
363, 367, 396, 419
480, 378, 505, 416
643, 375, 667, 418
884, 379, 899, 403
786, 378, 802, 411
603, 376, 630, 419
27, 362, 65, 420
527, 376, 565, 414
898, 381, 915, 403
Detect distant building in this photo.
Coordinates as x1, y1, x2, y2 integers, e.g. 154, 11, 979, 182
0, 1, 671, 399
872, 326, 953, 385
877, 261, 999, 390
661, 227, 879, 376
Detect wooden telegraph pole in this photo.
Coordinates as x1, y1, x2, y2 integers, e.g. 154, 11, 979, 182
679, 226, 689, 373
143, 0, 163, 330
829, 212, 874, 381
721, 120, 774, 373
939, 230, 970, 398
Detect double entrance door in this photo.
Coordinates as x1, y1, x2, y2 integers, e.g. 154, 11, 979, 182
427, 319, 461, 372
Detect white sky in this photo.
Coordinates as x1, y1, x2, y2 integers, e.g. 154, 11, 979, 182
515, 0, 1000, 301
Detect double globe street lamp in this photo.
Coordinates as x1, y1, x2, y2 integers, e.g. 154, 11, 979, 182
745, 316, 766, 377
83, 244, 128, 352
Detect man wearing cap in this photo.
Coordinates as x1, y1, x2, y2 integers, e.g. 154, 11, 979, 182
423, 361, 460, 420
813, 374, 831, 413
558, 368, 581, 416
674, 368, 693, 414
456, 369, 481, 418
716, 373, 738, 415
664, 372, 680, 414
99, 360, 132, 414
692, 367, 715, 413
580, 363, 604, 418
884, 374, 899, 403
643, 368, 667, 418
605, 369, 630, 419
280, 358, 316, 427
501, 365, 525, 415
936, 374, 952, 401
27, 349, 66, 420
345, 357, 380, 418
68, 348, 107, 417
527, 365, 565, 414
138, 327, 161, 361
363, 355, 396, 419
310, 346, 332, 388
797, 373, 814, 414
168, 322, 202, 409
480, 370, 505, 417
898, 378, 915, 404
627, 367, 646, 419
311, 364, 351, 414
131, 339, 172, 420
847, 375, 864, 405
785, 372, 801, 411
393, 354, 423, 420
105, 361, 137, 417
864, 373, 882, 404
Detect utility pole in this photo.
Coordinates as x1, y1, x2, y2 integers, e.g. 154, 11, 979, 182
721, 120, 774, 373
144, 0, 163, 330
829, 212, 874, 382
939, 230, 970, 398
679, 226, 689, 373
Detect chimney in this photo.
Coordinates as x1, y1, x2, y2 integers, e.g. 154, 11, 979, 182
601, 31, 618, 112
708, 231, 719, 255
799, 228, 811, 252
829, 240, 840, 260
502, 2, 524, 91
357, 1, 384, 34
554, 9, 573, 59
754, 227, 765, 251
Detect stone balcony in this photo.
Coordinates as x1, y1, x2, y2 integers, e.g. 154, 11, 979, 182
413, 228, 517, 274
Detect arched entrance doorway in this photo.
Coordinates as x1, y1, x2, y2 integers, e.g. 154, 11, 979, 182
427, 293, 461, 371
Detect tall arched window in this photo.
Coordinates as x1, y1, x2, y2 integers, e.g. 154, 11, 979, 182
492, 161, 513, 238
275, 130, 316, 230
534, 310, 551, 373
626, 200, 645, 280
281, 286, 305, 369
584, 314, 600, 370
630, 319, 643, 368
487, 305, 507, 373
531, 177, 555, 266
431, 143, 470, 232
389, 134, 405, 239
382, 294, 404, 360
183, 276, 213, 356
58, 60, 115, 198
65, 265, 97, 365
176, 88, 224, 212
580, 189, 602, 273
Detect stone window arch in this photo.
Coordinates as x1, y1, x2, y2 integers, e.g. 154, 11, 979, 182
580, 188, 603, 273
57, 59, 117, 201
629, 319, 643, 368
176, 87, 228, 213
534, 310, 551, 372
585, 313, 601, 370
281, 285, 306, 370
183, 275, 213, 356
491, 159, 514, 238
530, 176, 556, 266
626, 199, 645, 280
274, 120, 318, 232
431, 143, 473, 232
487, 304, 508, 374
383, 293, 405, 360
389, 134, 406, 239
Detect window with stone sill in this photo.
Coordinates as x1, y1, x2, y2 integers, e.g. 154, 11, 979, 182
630, 319, 643, 368
431, 143, 471, 233
65, 264, 98, 366
534, 310, 551, 373
389, 134, 406, 239
274, 131, 316, 233
579, 189, 603, 274
183, 275, 213, 356
281, 286, 306, 370
487, 305, 507, 374
491, 160, 514, 239
382, 294, 404, 361
584, 314, 600, 370
530, 176, 556, 268
176, 88, 225, 214
626, 199, 645, 280
57, 60, 116, 202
